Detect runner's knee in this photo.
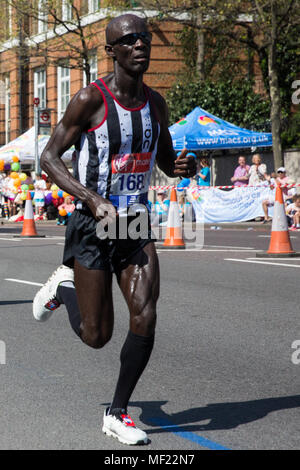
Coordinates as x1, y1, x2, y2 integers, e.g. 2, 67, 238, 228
80, 324, 112, 349
131, 308, 157, 336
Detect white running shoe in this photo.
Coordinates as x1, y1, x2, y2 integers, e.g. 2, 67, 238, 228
102, 407, 149, 446
33, 265, 74, 322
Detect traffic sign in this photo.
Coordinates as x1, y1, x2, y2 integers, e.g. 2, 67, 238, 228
33, 97, 40, 106
39, 110, 51, 125
38, 108, 51, 127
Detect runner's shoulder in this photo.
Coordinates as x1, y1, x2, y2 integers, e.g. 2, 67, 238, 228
73, 84, 104, 109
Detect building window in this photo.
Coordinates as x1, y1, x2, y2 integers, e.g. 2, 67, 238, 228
62, 0, 73, 21
4, 75, 11, 144
57, 65, 70, 120
89, 0, 100, 14
38, 0, 48, 34
34, 69, 47, 109
83, 51, 98, 86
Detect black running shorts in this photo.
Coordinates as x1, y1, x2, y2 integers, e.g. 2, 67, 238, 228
63, 208, 154, 272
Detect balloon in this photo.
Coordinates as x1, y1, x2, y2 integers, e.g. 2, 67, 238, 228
21, 184, 29, 191
10, 172, 19, 179
45, 193, 52, 205
52, 190, 59, 199
63, 192, 70, 199
59, 208, 67, 217
51, 184, 58, 191
13, 178, 21, 187
58, 190, 63, 198
30, 191, 35, 199
21, 192, 27, 201
12, 156, 19, 162
11, 162, 20, 172
0, 159, 4, 171
20, 173, 27, 181
29, 184, 34, 190
4, 163, 11, 171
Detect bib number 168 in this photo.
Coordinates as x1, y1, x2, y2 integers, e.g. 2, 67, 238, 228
119, 174, 145, 191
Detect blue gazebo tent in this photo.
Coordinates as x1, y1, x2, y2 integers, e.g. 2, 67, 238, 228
169, 107, 272, 151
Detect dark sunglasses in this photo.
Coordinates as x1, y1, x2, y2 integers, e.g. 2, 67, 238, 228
111, 32, 152, 46
277, 171, 285, 173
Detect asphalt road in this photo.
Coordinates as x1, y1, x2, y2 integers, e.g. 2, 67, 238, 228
0, 221, 300, 450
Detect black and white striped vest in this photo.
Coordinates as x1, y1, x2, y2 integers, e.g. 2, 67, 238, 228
74, 78, 160, 212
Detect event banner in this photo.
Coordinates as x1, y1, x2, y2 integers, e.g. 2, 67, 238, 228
189, 186, 275, 223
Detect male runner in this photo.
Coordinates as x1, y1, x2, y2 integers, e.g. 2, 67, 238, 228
33, 14, 196, 446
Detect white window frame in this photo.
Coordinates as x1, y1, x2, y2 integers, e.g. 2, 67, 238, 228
62, 0, 73, 22
57, 65, 70, 120
83, 51, 98, 87
38, 0, 48, 34
4, 75, 11, 144
34, 68, 47, 109
8, 4, 12, 38
88, 0, 100, 14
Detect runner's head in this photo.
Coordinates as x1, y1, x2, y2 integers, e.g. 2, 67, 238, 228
105, 14, 152, 74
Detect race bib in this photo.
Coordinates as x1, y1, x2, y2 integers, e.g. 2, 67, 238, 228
110, 152, 152, 196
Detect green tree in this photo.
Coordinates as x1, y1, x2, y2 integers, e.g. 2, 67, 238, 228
166, 77, 271, 129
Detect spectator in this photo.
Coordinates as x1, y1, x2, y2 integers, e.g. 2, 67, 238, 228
248, 154, 269, 186
178, 192, 194, 222
34, 173, 47, 219
0, 172, 6, 217
287, 194, 300, 231
261, 167, 290, 223
197, 158, 211, 187
57, 196, 75, 225
151, 190, 170, 226
24, 171, 33, 187
231, 156, 250, 187
4, 172, 17, 217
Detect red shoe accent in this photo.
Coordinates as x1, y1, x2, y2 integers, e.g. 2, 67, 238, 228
45, 299, 60, 311
121, 414, 136, 427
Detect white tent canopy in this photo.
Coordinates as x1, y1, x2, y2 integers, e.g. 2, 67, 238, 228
0, 127, 73, 163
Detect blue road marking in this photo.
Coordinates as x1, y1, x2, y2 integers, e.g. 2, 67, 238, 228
150, 417, 230, 450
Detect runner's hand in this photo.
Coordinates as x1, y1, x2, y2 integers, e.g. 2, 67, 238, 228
174, 149, 197, 178
88, 193, 117, 227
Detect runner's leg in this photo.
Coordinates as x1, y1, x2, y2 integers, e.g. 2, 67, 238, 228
59, 259, 114, 349
110, 242, 159, 411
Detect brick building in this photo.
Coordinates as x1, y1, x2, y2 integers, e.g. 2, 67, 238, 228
0, 1, 183, 146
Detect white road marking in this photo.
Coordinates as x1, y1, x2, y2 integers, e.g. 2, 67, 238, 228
225, 258, 300, 268
204, 244, 254, 250
5, 278, 43, 287
157, 249, 260, 253
247, 257, 300, 261
258, 235, 298, 239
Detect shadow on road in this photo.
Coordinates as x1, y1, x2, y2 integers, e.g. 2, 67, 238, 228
127, 395, 300, 433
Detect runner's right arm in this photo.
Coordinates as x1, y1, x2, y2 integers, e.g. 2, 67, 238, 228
40, 86, 116, 222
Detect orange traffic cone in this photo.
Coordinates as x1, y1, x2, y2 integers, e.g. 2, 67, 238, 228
162, 188, 185, 249
14, 192, 45, 238
257, 183, 299, 258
